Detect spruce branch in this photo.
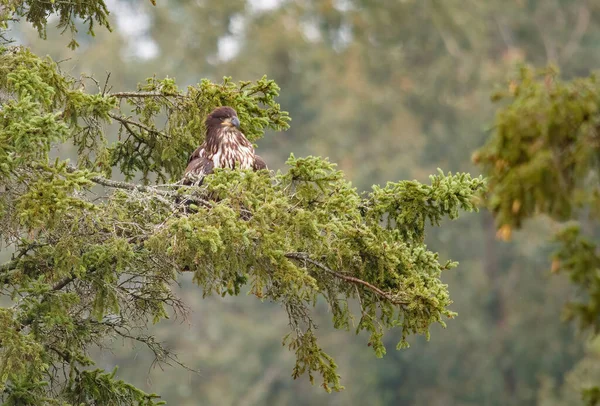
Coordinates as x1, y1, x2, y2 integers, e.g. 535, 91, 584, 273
16, 275, 79, 330
108, 112, 168, 138
109, 91, 184, 99
65, 165, 213, 209
0, 260, 18, 273
0, 244, 45, 282
284, 252, 409, 305
51, 275, 77, 292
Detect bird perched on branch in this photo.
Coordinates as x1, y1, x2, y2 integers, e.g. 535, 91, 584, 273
183, 106, 267, 185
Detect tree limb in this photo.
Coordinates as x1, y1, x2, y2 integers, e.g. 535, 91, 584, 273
108, 112, 168, 138
65, 165, 214, 209
0, 244, 43, 281
0, 264, 19, 286
51, 275, 76, 292
4, 248, 409, 308
109, 91, 183, 99
284, 252, 409, 305
0, 260, 18, 273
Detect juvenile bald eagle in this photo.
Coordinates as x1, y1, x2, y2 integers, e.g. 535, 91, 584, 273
183, 106, 267, 185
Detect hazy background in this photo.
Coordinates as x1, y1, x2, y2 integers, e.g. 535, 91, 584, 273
9, 0, 600, 404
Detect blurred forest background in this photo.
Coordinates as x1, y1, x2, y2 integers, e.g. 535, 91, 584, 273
5, 0, 600, 404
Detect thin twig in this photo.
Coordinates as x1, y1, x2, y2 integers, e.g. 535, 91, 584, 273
108, 112, 168, 138
284, 252, 409, 305
96, 176, 211, 209
102, 72, 112, 96
108, 92, 183, 99
560, 2, 590, 62
51, 275, 76, 292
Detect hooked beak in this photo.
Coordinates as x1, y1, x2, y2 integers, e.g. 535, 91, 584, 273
231, 116, 241, 129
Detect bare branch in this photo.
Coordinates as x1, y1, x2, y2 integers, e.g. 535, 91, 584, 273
495, 17, 515, 48
534, 4, 559, 63
65, 165, 213, 209
108, 112, 168, 138
102, 72, 112, 96
284, 252, 409, 305
108, 91, 183, 99
52, 275, 76, 292
560, 2, 590, 62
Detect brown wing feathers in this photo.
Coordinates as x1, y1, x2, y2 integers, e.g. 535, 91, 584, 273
253, 155, 267, 171
182, 147, 213, 185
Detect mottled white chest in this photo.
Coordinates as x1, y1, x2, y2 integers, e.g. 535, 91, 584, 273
206, 130, 254, 169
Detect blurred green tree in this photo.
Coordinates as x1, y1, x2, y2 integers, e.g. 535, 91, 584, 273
477, 66, 600, 405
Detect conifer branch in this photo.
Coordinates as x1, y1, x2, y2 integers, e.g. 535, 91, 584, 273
65, 166, 214, 209
284, 252, 409, 305
87, 173, 171, 195
16, 275, 79, 329
109, 91, 183, 99
0, 260, 18, 273
108, 112, 168, 138
0, 244, 41, 280
0, 263, 19, 286
51, 275, 77, 292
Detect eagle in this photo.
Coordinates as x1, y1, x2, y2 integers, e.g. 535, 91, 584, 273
183, 106, 267, 185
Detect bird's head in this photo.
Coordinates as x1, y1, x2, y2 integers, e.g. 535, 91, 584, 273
206, 106, 241, 131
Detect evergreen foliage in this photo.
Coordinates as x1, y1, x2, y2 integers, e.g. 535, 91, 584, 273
477, 66, 600, 404
0, 4, 485, 404
0, 0, 112, 49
